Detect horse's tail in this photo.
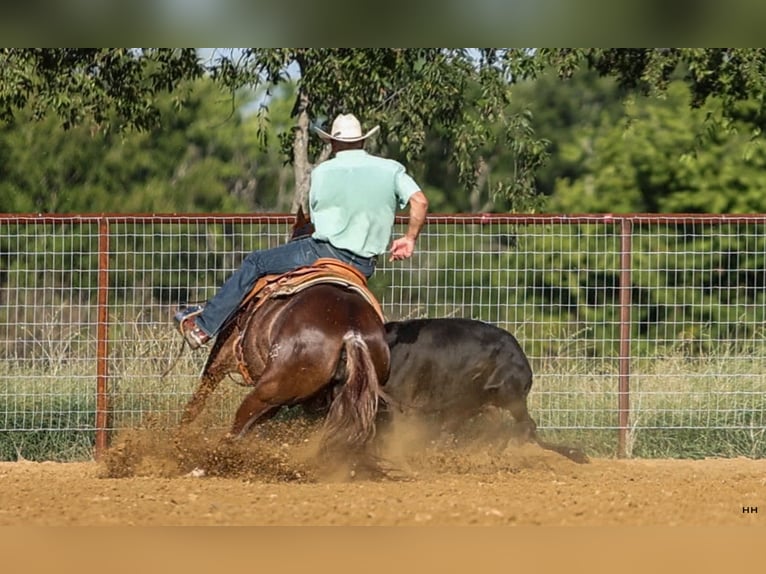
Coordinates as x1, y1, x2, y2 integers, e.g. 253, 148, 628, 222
320, 330, 380, 455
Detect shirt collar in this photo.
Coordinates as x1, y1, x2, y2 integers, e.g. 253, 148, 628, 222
335, 149, 368, 157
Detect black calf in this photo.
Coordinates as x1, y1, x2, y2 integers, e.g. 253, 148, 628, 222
382, 318, 588, 464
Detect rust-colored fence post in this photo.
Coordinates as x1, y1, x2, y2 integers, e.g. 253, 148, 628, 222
618, 217, 633, 458
95, 217, 110, 459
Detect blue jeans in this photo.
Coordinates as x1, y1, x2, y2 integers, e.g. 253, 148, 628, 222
195, 237, 378, 337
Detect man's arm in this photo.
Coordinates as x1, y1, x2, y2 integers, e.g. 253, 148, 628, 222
389, 191, 429, 261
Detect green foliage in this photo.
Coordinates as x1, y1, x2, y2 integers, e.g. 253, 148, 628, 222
0, 49, 204, 132
227, 48, 549, 208
5, 49, 766, 213
508, 69, 626, 199
547, 82, 766, 214
0, 77, 291, 214
538, 48, 766, 113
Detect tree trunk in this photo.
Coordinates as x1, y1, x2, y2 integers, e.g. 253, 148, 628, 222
275, 165, 289, 212
469, 156, 494, 212
290, 89, 312, 214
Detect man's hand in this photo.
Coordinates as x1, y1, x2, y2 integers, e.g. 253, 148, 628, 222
389, 191, 428, 262
389, 236, 416, 261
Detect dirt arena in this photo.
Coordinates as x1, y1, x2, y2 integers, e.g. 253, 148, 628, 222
1, 417, 763, 527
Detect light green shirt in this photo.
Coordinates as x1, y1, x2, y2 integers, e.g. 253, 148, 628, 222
309, 150, 421, 257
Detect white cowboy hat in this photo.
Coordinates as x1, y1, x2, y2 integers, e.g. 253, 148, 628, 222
314, 113, 380, 143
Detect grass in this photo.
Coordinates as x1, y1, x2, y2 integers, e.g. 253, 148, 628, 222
0, 386, 98, 460
526, 352, 766, 459
1, 325, 765, 461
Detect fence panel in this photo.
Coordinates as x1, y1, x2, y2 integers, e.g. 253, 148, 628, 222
0, 213, 764, 460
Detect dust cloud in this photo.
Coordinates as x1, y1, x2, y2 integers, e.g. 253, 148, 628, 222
100, 408, 571, 483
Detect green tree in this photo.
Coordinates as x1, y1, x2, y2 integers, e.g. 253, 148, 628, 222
0, 49, 549, 211
0, 78, 282, 214
5, 48, 766, 212
0, 48, 204, 131
549, 82, 766, 214
508, 69, 626, 199
226, 48, 548, 212
532, 48, 766, 116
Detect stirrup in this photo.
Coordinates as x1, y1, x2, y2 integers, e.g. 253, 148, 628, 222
182, 321, 210, 350
173, 305, 204, 335
173, 305, 210, 349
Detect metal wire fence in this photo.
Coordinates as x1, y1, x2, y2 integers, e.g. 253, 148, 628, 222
1, 213, 765, 460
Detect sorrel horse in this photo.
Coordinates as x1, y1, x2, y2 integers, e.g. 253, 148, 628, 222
178, 209, 390, 472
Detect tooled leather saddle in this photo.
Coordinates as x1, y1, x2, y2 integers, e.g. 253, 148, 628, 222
240, 257, 384, 322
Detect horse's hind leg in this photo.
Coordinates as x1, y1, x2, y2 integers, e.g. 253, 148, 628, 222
226, 376, 286, 439
192, 384, 279, 474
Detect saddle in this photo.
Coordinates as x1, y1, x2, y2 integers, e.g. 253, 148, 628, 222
240, 258, 384, 322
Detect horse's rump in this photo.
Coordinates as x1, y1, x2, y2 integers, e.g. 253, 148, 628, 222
229, 274, 386, 388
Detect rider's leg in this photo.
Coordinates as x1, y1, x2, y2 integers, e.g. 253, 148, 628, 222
176, 237, 377, 348
194, 237, 322, 337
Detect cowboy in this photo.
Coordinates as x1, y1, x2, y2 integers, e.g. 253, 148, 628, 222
174, 113, 429, 349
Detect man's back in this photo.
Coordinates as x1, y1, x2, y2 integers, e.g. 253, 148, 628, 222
310, 149, 420, 257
